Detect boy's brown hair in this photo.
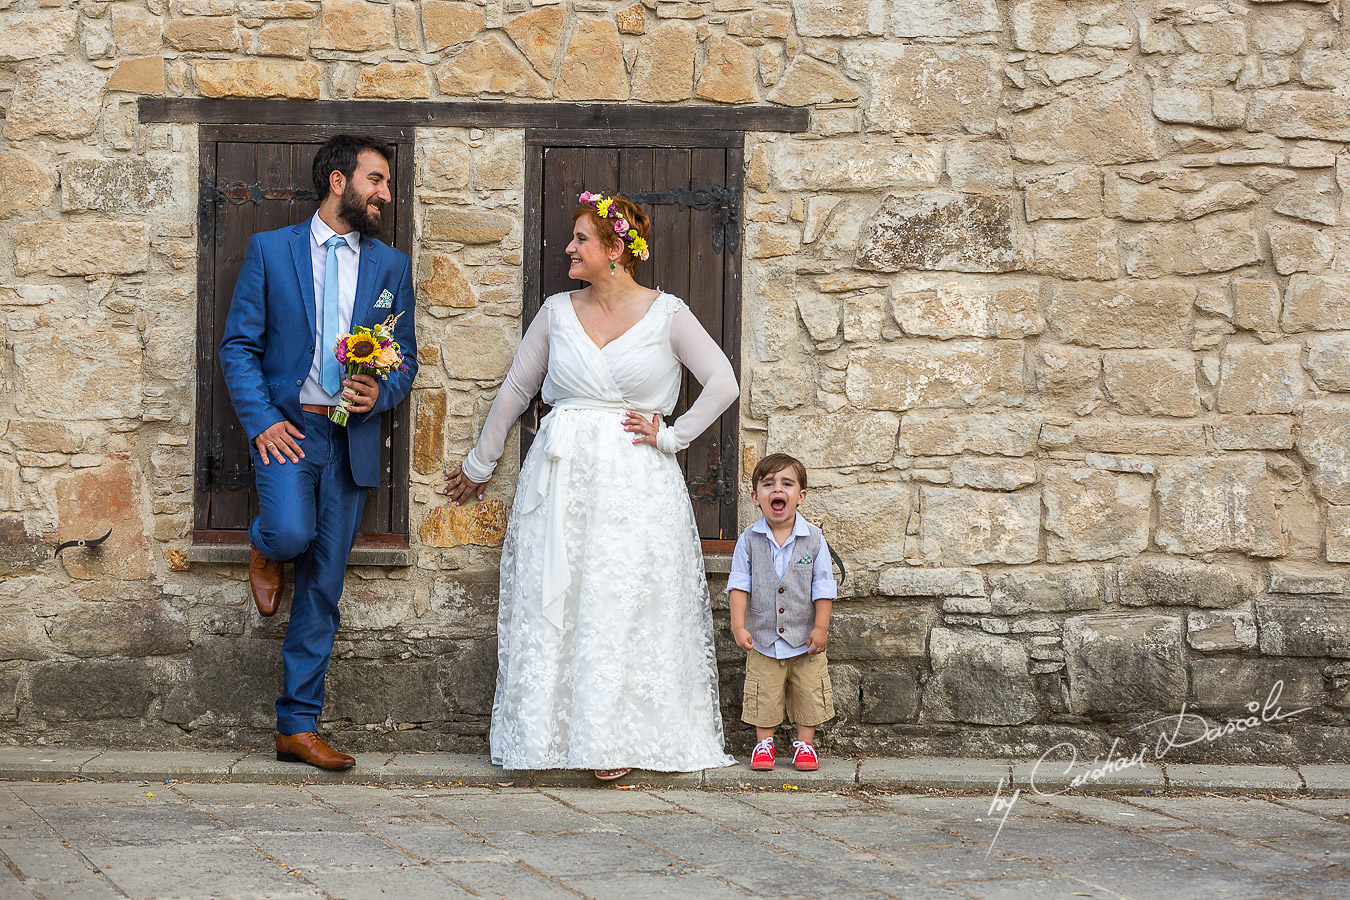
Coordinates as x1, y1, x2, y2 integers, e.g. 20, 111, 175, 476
751, 453, 807, 490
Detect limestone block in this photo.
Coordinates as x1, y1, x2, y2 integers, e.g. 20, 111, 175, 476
1211, 414, 1295, 451
257, 22, 310, 57
0, 514, 47, 575
1058, 420, 1206, 455
107, 56, 166, 93
877, 566, 984, 598
773, 140, 942, 191
355, 63, 430, 98
48, 601, 188, 658
765, 411, 898, 468
412, 389, 447, 475
1023, 168, 1102, 221
920, 486, 1040, 565
795, 0, 884, 36
6, 421, 85, 454
419, 133, 470, 191
631, 23, 696, 102
470, 134, 523, 192
165, 16, 239, 51
1009, 77, 1159, 165
696, 34, 755, 104
949, 459, 1037, 492
3, 63, 107, 141
436, 35, 550, 98
556, 16, 628, 101
423, 207, 513, 244
110, 5, 163, 56
1217, 343, 1303, 414
439, 318, 517, 380
1063, 614, 1186, 714
1327, 505, 1350, 563
1029, 219, 1118, 280
499, 5, 562, 78
846, 45, 1000, 135
809, 482, 911, 569
1256, 599, 1350, 657
1268, 222, 1333, 276
616, 4, 647, 34
946, 142, 1013, 193
923, 628, 1037, 725
1250, 90, 1350, 141
195, 60, 320, 99
1299, 401, 1350, 504
1032, 344, 1099, 411
1152, 87, 1246, 128
1047, 280, 1192, 349
748, 359, 813, 414
846, 341, 1023, 410
1306, 334, 1350, 392
794, 293, 840, 341
888, 0, 1000, 38
162, 636, 282, 727
0, 153, 56, 219
1154, 457, 1283, 556
0, 9, 78, 60
30, 660, 156, 720
1268, 561, 1347, 595
728, 9, 792, 39
1102, 350, 1199, 417
0, 608, 50, 660
900, 411, 1042, 457
843, 292, 887, 344
311, 0, 395, 50
1186, 610, 1257, 651
1232, 279, 1281, 335
420, 500, 507, 547
1284, 274, 1350, 333
856, 192, 1018, 273
1043, 468, 1150, 562
51, 459, 151, 580
1275, 177, 1338, 226
237, 2, 320, 18
891, 275, 1040, 340
61, 159, 173, 215
748, 223, 800, 258
1191, 659, 1322, 715
831, 605, 936, 659
767, 56, 859, 107
423, 0, 486, 52
1122, 216, 1261, 277
14, 222, 149, 276
15, 328, 141, 421
988, 566, 1101, 615
860, 668, 919, 723
1115, 556, 1259, 609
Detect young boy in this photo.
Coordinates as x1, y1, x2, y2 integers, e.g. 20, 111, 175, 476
727, 453, 837, 772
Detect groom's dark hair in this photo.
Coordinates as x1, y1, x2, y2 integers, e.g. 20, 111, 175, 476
312, 134, 394, 202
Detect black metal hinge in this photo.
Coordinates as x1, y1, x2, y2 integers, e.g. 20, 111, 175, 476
687, 435, 737, 508
199, 178, 320, 246
629, 184, 741, 255
196, 426, 253, 493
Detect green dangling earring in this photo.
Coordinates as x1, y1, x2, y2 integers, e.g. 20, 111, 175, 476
610, 262, 617, 274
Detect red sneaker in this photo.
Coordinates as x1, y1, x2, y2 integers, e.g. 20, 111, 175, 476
792, 741, 819, 771
750, 737, 775, 771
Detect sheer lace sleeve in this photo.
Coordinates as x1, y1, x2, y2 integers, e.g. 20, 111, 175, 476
460, 307, 551, 483
656, 304, 739, 455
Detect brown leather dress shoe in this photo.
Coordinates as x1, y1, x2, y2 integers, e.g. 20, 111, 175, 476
249, 546, 283, 616
276, 731, 355, 770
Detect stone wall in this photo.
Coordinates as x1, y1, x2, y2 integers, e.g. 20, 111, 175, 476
3, 0, 1350, 762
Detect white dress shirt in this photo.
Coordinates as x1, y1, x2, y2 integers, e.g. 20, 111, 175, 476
299, 213, 361, 406
726, 513, 838, 660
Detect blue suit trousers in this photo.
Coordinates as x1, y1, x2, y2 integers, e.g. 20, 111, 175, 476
249, 410, 367, 734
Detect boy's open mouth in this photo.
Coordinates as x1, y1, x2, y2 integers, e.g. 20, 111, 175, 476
770, 498, 787, 514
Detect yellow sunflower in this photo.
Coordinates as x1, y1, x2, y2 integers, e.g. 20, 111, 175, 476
347, 334, 379, 365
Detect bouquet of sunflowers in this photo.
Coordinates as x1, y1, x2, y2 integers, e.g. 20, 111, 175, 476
330, 313, 408, 426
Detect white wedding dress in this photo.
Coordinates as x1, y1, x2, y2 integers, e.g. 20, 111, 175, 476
461, 290, 739, 771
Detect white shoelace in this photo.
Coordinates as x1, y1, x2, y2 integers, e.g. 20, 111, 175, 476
753, 737, 774, 755
792, 740, 816, 758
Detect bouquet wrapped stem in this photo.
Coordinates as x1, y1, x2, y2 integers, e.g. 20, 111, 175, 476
330, 313, 408, 427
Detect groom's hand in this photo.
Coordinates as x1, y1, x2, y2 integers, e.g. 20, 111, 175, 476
343, 374, 379, 414
255, 420, 305, 465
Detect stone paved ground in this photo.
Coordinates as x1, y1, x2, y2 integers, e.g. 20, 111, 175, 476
1, 781, 1347, 899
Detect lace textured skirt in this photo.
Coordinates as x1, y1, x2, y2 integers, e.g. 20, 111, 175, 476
489, 406, 736, 771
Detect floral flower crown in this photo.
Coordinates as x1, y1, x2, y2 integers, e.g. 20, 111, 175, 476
579, 191, 650, 261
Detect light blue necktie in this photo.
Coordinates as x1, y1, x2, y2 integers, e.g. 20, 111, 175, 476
320, 234, 345, 396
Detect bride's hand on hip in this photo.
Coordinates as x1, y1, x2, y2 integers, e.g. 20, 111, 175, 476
443, 464, 485, 505
623, 411, 661, 446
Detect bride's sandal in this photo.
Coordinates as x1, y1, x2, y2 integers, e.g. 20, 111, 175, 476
594, 767, 632, 781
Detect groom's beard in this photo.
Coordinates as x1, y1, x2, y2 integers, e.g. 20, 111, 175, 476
337, 183, 384, 238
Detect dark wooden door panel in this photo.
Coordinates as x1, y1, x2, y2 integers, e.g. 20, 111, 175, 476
195, 128, 414, 540
532, 140, 742, 541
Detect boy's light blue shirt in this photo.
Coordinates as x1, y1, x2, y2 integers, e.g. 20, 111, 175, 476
726, 513, 838, 660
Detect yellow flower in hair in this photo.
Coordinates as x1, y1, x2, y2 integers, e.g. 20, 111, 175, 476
595, 197, 613, 218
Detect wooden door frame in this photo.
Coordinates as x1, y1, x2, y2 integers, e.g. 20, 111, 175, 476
523, 129, 745, 552
192, 124, 417, 551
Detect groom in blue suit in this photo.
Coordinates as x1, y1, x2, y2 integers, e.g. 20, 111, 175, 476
219, 135, 418, 770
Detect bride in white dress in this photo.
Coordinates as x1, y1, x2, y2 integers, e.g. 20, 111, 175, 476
444, 193, 738, 777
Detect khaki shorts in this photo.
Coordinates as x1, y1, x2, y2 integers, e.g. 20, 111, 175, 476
741, 648, 835, 728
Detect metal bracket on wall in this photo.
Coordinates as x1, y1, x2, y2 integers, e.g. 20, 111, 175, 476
54, 528, 112, 558
196, 426, 253, 493
629, 184, 741, 255
199, 178, 320, 245
687, 435, 738, 509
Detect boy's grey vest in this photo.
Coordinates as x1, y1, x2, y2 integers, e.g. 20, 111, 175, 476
746, 523, 824, 649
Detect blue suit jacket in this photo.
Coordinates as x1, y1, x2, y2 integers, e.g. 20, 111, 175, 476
219, 221, 419, 489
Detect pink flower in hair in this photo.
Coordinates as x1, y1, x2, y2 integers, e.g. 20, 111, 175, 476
579, 191, 599, 206
614, 217, 629, 234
